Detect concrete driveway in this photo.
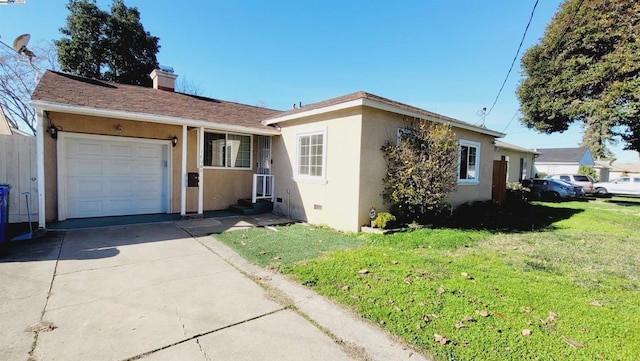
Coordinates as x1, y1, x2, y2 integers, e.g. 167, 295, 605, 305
1, 218, 430, 361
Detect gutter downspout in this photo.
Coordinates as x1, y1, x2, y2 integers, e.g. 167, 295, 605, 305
197, 127, 204, 215
35, 109, 46, 229
180, 124, 187, 216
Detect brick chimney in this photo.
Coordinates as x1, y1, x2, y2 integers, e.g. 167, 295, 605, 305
150, 66, 178, 91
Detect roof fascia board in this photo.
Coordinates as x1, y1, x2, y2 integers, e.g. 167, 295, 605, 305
262, 97, 504, 138
30, 100, 280, 136
361, 98, 505, 138
262, 99, 364, 125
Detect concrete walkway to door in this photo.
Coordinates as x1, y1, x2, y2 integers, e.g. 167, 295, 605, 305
1, 217, 430, 361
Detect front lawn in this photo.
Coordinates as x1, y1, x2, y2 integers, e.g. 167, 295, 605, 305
214, 200, 640, 360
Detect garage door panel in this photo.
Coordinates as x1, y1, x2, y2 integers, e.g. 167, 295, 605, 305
108, 161, 135, 175
68, 160, 105, 175
69, 142, 105, 158
68, 199, 103, 216
63, 136, 168, 219
136, 163, 163, 176
138, 146, 162, 158
108, 144, 135, 157
68, 178, 105, 196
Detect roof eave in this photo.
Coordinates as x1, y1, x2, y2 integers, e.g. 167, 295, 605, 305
30, 100, 280, 136
262, 97, 505, 138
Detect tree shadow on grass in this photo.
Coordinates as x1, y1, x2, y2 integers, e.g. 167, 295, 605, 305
442, 200, 584, 233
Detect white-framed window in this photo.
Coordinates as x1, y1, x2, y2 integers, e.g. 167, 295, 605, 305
396, 127, 414, 145
458, 139, 480, 183
296, 130, 326, 182
204, 132, 252, 169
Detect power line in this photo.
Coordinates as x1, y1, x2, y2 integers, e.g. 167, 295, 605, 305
486, 0, 539, 116
502, 109, 521, 132
551, 0, 586, 55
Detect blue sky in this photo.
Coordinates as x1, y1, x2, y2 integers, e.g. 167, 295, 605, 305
2, 0, 638, 162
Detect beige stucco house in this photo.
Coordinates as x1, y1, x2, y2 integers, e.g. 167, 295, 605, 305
493, 141, 539, 183
31, 69, 505, 232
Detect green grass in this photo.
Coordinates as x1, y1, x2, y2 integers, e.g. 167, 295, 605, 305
214, 200, 640, 360
213, 224, 365, 268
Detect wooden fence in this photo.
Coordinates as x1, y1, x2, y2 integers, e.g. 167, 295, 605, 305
0, 134, 38, 223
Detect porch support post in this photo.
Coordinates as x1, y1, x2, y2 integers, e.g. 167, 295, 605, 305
35, 109, 46, 229
197, 127, 204, 215
180, 124, 187, 216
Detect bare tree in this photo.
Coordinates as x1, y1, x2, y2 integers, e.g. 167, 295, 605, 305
0, 40, 58, 134
175, 76, 204, 96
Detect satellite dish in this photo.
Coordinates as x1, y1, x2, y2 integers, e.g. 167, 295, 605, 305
13, 34, 36, 59
12, 34, 30, 53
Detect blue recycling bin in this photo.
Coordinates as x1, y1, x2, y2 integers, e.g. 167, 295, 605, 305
0, 185, 9, 243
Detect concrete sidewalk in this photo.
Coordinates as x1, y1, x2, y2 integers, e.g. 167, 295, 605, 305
1, 218, 430, 361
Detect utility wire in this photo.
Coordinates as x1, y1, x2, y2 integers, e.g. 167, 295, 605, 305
502, 109, 521, 132
551, 0, 586, 55
486, 0, 539, 116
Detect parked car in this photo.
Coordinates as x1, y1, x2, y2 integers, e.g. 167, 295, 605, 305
522, 178, 583, 199
546, 174, 595, 194
594, 177, 640, 196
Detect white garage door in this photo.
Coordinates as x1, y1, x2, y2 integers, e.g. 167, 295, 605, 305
60, 134, 169, 219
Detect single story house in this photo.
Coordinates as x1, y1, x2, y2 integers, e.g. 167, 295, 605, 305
534, 147, 595, 176
594, 160, 612, 182
493, 140, 539, 183
1, 106, 13, 135
31, 69, 505, 232
609, 162, 640, 180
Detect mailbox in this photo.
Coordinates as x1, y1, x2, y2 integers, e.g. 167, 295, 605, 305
188, 172, 199, 187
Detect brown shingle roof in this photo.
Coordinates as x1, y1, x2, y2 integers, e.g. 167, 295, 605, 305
31, 71, 281, 131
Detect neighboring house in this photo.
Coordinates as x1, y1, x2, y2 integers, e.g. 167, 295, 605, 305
608, 162, 640, 180
0, 105, 34, 136
0, 106, 12, 135
534, 147, 595, 176
594, 160, 612, 182
31, 70, 505, 232
493, 140, 539, 183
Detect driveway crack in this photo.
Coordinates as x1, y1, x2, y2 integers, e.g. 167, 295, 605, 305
121, 307, 287, 361
175, 306, 187, 337
28, 231, 65, 360
196, 338, 212, 361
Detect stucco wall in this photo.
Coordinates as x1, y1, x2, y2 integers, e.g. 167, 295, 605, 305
44, 112, 256, 221
272, 105, 498, 232
360, 108, 497, 221
494, 148, 537, 183
271, 108, 363, 232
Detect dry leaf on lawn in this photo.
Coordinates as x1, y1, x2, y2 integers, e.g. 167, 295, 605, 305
475, 310, 489, 317
562, 336, 585, 348
522, 329, 532, 337
357, 269, 369, 274
434, 334, 449, 345
438, 286, 446, 295
462, 315, 476, 322
455, 321, 466, 329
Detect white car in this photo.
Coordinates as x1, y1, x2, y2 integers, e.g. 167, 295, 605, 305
594, 177, 640, 196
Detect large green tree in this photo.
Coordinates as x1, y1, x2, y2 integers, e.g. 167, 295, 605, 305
381, 121, 458, 223
517, 0, 640, 154
55, 0, 159, 87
